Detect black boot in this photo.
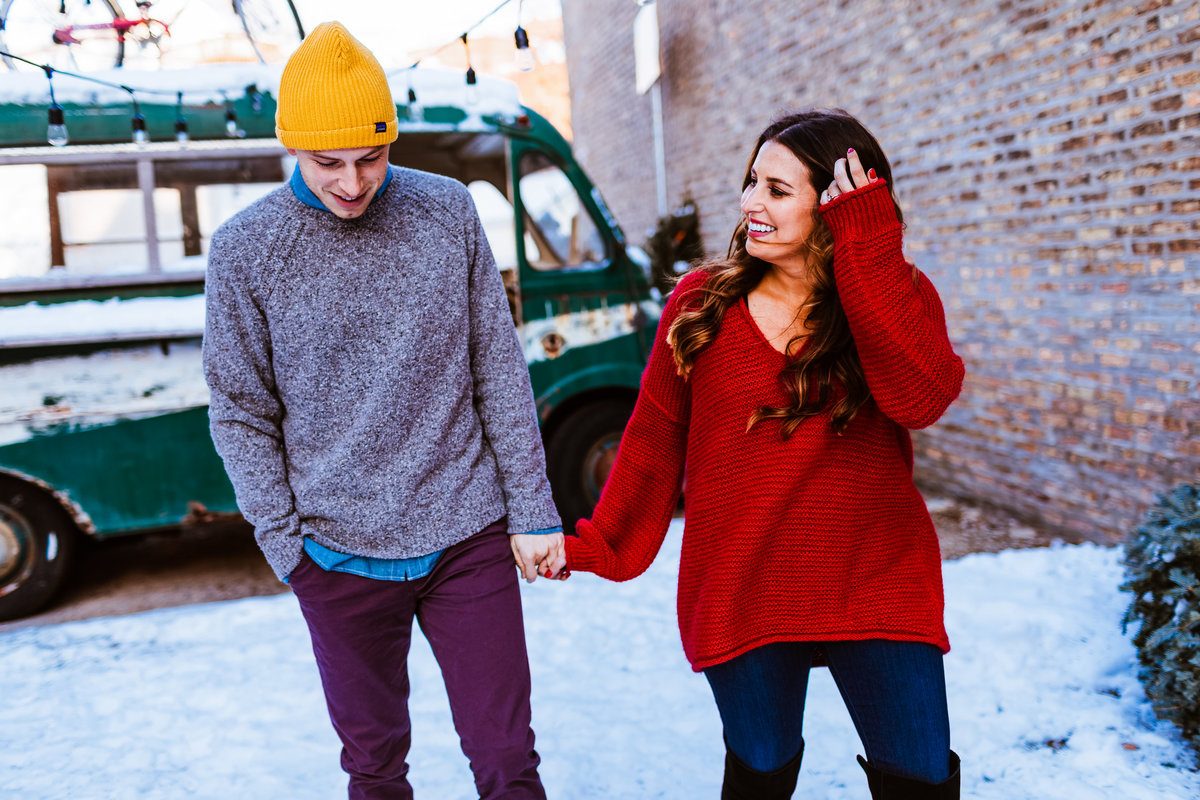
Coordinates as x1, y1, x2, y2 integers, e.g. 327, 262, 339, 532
856, 751, 960, 799
720, 740, 804, 800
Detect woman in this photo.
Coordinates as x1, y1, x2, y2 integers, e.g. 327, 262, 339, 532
557, 110, 965, 798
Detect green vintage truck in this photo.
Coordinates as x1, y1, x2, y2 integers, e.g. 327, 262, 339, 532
0, 69, 661, 620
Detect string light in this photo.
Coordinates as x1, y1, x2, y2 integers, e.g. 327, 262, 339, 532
385, 0, 534, 113
513, 26, 535, 72
514, 0, 534, 72
4, 0, 533, 148
460, 34, 479, 107
223, 95, 242, 138
174, 91, 189, 144
406, 68, 424, 123
125, 87, 148, 145
43, 66, 69, 147
465, 67, 479, 106
1, 48, 252, 148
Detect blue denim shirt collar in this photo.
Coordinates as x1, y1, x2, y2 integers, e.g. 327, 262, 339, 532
290, 162, 393, 212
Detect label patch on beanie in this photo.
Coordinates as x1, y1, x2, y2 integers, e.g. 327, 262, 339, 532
375, 122, 387, 133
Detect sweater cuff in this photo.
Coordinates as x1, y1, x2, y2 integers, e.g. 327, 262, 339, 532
515, 526, 563, 536
563, 520, 602, 573
818, 179, 899, 238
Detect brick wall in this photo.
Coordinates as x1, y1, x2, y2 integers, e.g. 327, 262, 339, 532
562, 0, 1200, 541
560, 1, 659, 236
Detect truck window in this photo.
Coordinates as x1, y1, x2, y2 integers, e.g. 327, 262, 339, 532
467, 179, 522, 326
468, 179, 518, 271
0, 164, 49, 280
0, 156, 282, 280
57, 186, 186, 274
517, 151, 605, 272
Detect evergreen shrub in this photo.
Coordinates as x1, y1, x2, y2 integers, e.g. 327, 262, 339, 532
646, 199, 704, 294
1122, 483, 1200, 742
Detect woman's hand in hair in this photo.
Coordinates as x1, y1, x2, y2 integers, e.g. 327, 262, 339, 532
821, 148, 883, 204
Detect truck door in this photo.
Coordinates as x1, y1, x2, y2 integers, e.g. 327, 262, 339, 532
508, 139, 654, 529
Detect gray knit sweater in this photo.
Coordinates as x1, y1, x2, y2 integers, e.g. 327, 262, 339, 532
203, 166, 561, 580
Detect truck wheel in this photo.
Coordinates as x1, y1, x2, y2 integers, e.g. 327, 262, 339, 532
546, 399, 634, 533
0, 476, 77, 622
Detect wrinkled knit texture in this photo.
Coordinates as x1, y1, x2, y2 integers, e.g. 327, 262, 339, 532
565, 179, 965, 671
203, 166, 561, 581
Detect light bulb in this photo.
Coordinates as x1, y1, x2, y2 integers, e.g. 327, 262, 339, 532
47, 104, 69, 146
407, 87, 424, 123
515, 47, 536, 72
465, 67, 479, 107
132, 113, 148, 145
174, 92, 188, 144
514, 27, 535, 72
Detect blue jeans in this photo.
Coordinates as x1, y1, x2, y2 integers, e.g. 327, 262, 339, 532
703, 640, 950, 782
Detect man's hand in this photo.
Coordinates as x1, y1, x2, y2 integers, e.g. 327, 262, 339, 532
510, 532, 566, 583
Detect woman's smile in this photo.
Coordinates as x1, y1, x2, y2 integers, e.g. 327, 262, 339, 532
747, 219, 777, 237
739, 140, 820, 267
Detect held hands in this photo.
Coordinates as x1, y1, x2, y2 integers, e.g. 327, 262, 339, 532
510, 532, 568, 583
820, 148, 882, 205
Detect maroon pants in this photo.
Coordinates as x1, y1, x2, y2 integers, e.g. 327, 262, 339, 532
288, 522, 546, 800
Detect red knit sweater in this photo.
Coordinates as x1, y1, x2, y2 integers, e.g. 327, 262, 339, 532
565, 180, 965, 671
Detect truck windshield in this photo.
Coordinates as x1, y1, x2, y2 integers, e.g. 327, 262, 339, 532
518, 150, 605, 271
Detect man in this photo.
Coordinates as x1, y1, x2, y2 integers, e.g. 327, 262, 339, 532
202, 22, 564, 800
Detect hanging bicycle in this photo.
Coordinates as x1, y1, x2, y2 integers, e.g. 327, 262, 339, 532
0, 0, 304, 71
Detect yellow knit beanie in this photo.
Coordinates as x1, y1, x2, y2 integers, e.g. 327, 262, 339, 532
275, 21, 398, 150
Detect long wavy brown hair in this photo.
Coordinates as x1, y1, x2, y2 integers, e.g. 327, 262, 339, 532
667, 110, 906, 437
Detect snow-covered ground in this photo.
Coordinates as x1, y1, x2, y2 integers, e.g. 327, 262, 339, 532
1, 522, 1196, 799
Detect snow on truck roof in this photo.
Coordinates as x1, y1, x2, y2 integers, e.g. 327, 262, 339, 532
0, 62, 524, 117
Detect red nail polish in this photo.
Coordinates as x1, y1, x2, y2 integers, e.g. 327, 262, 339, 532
848, 148, 855, 154
868, 168, 877, 180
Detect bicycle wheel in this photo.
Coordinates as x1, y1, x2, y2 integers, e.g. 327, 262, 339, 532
232, 0, 301, 64
0, 0, 124, 72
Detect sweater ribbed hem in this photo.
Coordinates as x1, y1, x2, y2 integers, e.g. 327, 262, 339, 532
564, 524, 605, 574
687, 628, 952, 673
276, 121, 398, 151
